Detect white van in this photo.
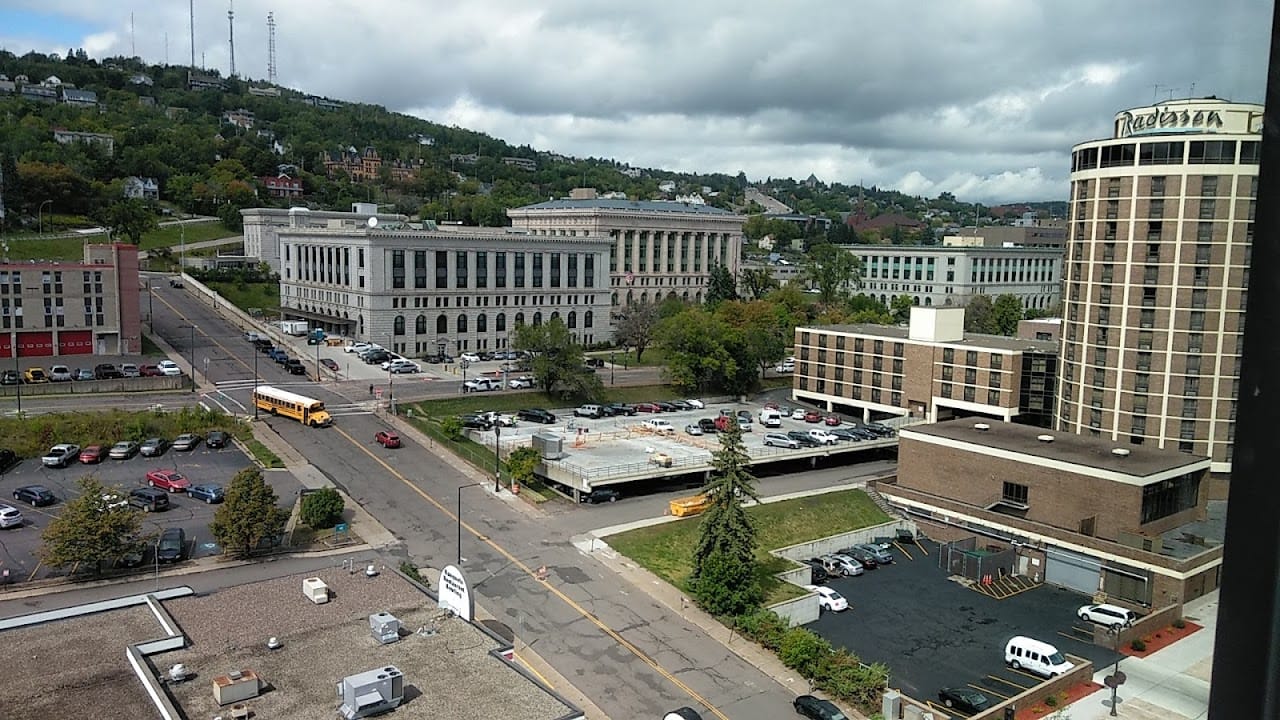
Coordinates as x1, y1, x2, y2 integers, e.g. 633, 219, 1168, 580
759, 409, 783, 427
1004, 636, 1075, 678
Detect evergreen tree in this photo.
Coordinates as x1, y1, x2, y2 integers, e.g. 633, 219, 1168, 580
690, 421, 762, 615
210, 467, 289, 558
705, 263, 738, 308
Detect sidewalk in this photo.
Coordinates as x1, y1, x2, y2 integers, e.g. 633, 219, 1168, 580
1070, 592, 1216, 720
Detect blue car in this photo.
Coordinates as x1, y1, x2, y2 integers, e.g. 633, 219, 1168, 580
269, 349, 289, 363
187, 483, 225, 504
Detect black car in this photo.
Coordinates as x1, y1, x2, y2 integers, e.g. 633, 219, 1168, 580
803, 559, 830, 584
847, 427, 879, 440
604, 403, 637, 416
364, 350, 391, 364
862, 423, 895, 437
0, 370, 19, 385
461, 414, 493, 430
128, 487, 170, 512
698, 418, 718, 433
937, 687, 992, 714
206, 430, 230, 448
669, 400, 693, 411
94, 363, 124, 379
839, 546, 879, 569
827, 428, 861, 442
284, 359, 307, 375
517, 408, 557, 424
580, 487, 621, 504
793, 695, 848, 720
0, 448, 17, 472
584, 357, 606, 368
156, 527, 186, 562
654, 401, 676, 412
787, 431, 821, 447
13, 484, 56, 507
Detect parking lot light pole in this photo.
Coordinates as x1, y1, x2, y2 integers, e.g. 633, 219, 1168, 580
13, 350, 21, 416
456, 482, 484, 565
187, 324, 196, 392
610, 351, 615, 386
1107, 625, 1123, 716
494, 423, 502, 493
252, 348, 259, 420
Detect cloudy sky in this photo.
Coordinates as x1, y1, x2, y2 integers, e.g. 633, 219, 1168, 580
0, 1, 1270, 203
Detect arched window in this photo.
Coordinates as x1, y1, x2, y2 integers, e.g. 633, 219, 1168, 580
437, 314, 447, 333
551, 311, 561, 323
924, 297, 933, 307
567, 311, 577, 329
477, 313, 487, 333
533, 312, 543, 326
496, 313, 506, 332
612, 292, 619, 306
584, 311, 593, 328
457, 314, 468, 333
914, 296, 920, 306
626, 290, 634, 304
515, 312, 525, 327
393, 315, 405, 336
415, 315, 427, 334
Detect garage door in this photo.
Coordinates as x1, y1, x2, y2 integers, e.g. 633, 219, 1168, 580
57, 330, 93, 355
16, 331, 54, 357
1045, 547, 1100, 595
0, 334, 10, 359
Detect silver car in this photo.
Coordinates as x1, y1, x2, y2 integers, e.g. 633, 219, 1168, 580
108, 441, 140, 459
856, 543, 894, 564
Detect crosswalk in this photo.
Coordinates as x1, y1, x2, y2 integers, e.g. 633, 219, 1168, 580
208, 379, 377, 418
214, 379, 319, 391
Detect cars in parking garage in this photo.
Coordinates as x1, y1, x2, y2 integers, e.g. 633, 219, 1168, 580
807, 429, 838, 445
790, 408, 806, 420
787, 431, 820, 447
824, 414, 842, 426
764, 433, 800, 449
804, 410, 823, 423
827, 428, 862, 442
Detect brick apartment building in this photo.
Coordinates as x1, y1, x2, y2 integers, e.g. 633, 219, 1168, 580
793, 307, 1058, 427
0, 243, 141, 357
886, 419, 1220, 608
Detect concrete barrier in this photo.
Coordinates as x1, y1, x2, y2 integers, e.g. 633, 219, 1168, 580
771, 519, 916, 562
0, 376, 185, 397
1094, 602, 1183, 649
767, 591, 820, 626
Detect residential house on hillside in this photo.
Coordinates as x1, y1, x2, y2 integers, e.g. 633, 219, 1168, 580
502, 156, 537, 171
322, 146, 424, 183
187, 71, 225, 91
53, 129, 115, 156
129, 73, 153, 86
13, 74, 29, 84
248, 85, 281, 97
658, 180, 676, 193
222, 108, 255, 129
258, 173, 304, 199
21, 84, 58, 103
42, 75, 62, 86
302, 95, 343, 110
62, 88, 98, 107
449, 153, 480, 165
123, 176, 159, 200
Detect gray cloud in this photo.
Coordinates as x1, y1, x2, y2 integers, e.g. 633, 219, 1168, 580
3, 0, 1269, 202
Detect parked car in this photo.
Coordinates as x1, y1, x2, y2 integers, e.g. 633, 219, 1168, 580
375, 430, 402, 448
664, 708, 703, 720
764, 433, 800, 449
41, 443, 81, 467
49, 365, 73, 382
828, 428, 862, 442
604, 403, 637, 416
804, 410, 822, 423
854, 543, 893, 564
320, 358, 340, 371
461, 415, 493, 430
269, 349, 289, 363
937, 687, 993, 714
508, 375, 536, 389
459, 352, 481, 363
828, 554, 866, 576
685, 399, 705, 409
654, 401, 677, 412
581, 487, 621, 504
79, 445, 105, 464
73, 368, 96, 381
108, 440, 140, 459
633, 402, 662, 413
847, 426, 879, 440
345, 342, 373, 354
463, 377, 500, 392
187, 484, 225, 504
643, 418, 675, 434
13, 485, 56, 507
793, 694, 847, 720
23, 367, 49, 383
172, 433, 202, 451
786, 431, 820, 447
0, 448, 16, 472
128, 487, 170, 512
1077, 603, 1138, 628
119, 363, 141, 378
284, 358, 307, 375
387, 359, 421, 374
139, 437, 169, 457
0, 504, 23, 529
824, 414, 842, 426
807, 429, 839, 445
1005, 636, 1075, 678
206, 430, 230, 448
94, 363, 124, 379
685, 423, 704, 436
698, 418, 718, 434
863, 422, 896, 437
146, 469, 190, 492
774, 361, 795, 373
574, 404, 604, 419
0, 370, 19, 385
517, 408, 557, 424
840, 546, 879, 569
802, 559, 830, 584
156, 527, 186, 562
140, 364, 163, 377
669, 400, 693, 411
100, 492, 128, 511
790, 408, 807, 420
804, 585, 849, 613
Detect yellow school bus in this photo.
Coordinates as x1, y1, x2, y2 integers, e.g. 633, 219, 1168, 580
253, 385, 333, 427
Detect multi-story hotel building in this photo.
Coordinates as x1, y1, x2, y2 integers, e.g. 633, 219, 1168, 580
1059, 97, 1261, 474
793, 307, 1058, 426
852, 243, 1062, 312
0, 243, 141, 357
274, 223, 612, 355
507, 192, 744, 309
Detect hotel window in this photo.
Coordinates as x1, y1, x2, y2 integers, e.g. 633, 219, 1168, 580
1139, 141, 1184, 165
1150, 176, 1166, 196
871, 389, 881, 404
1188, 140, 1237, 164
990, 354, 1002, 370
1191, 289, 1208, 309
963, 386, 975, 402
1141, 474, 1201, 523
1201, 176, 1219, 197
1100, 143, 1134, 168
1137, 352, 1152, 371
1140, 308, 1155, 328
988, 389, 1000, 405
990, 372, 1001, 389
965, 368, 976, 384
965, 350, 977, 365
941, 383, 952, 398
435, 251, 448, 288
391, 250, 405, 289
1241, 141, 1261, 164
855, 338, 864, 352
874, 339, 884, 354
943, 348, 954, 363
1105, 200, 1119, 219
1148, 200, 1164, 219
893, 358, 903, 373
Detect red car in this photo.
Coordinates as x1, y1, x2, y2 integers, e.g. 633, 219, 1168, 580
764, 401, 780, 410
375, 430, 401, 448
634, 402, 661, 413
140, 364, 164, 377
824, 415, 842, 427
804, 410, 822, 423
79, 445, 105, 464
146, 469, 191, 492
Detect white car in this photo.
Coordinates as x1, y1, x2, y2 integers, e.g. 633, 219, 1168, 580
459, 352, 481, 363
156, 360, 182, 376
101, 493, 128, 511
49, 365, 73, 382
791, 408, 807, 420
479, 411, 518, 427
344, 342, 373, 354
807, 429, 838, 445
1077, 603, 1138, 628
508, 375, 535, 389
642, 418, 675, 434
775, 361, 795, 373
0, 504, 22, 529
684, 399, 705, 409
804, 585, 849, 612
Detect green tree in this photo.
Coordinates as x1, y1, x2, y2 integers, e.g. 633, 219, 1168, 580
991, 293, 1025, 335
300, 487, 345, 529
690, 421, 762, 615
440, 416, 464, 440
738, 267, 780, 300
99, 198, 159, 244
705, 263, 738, 308
964, 294, 996, 334
210, 466, 289, 558
613, 300, 658, 362
505, 445, 541, 487
0, 152, 22, 230
656, 307, 734, 393
889, 294, 914, 324
39, 477, 142, 574
803, 243, 862, 304
718, 300, 792, 379
514, 318, 604, 400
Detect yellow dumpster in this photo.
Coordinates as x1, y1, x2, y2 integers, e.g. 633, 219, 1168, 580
669, 494, 711, 517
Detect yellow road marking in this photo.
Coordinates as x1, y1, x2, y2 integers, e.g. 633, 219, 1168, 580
972, 682, 1010, 699
1007, 666, 1044, 682
986, 674, 1031, 691
514, 651, 555, 689
913, 538, 928, 556
332, 425, 730, 720
26, 561, 41, 582
893, 542, 913, 561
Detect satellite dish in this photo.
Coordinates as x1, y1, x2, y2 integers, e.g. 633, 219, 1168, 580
367, 216, 378, 228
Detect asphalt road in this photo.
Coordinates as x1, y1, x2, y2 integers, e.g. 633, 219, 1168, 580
805, 539, 1120, 711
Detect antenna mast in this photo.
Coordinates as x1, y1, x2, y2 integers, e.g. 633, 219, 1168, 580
130, 12, 135, 57
267, 12, 277, 84
189, 0, 195, 68
228, 0, 237, 77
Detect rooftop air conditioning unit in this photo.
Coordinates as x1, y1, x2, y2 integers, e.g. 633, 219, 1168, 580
369, 612, 401, 644
212, 669, 262, 705
302, 577, 329, 604
338, 666, 404, 719
973, 423, 991, 431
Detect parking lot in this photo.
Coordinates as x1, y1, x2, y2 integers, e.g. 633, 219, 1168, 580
0, 440, 300, 583
805, 539, 1119, 714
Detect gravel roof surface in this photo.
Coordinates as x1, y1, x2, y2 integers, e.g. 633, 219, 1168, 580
4, 606, 161, 720
163, 569, 577, 720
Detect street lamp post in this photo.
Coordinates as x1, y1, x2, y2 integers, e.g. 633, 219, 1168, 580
610, 351, 615, 386
456, 482, 484, 565
385, 334, 395, 416
252, 346, 259, 419
494, 423, 502, 493
1106, 625, 1125, 716
12, 349, 21, 416
315, 331, 321, 383
37, 200, 52, 235
186, 324, 197, 392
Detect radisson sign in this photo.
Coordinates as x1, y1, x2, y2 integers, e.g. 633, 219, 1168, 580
1114, 101, 1262, 139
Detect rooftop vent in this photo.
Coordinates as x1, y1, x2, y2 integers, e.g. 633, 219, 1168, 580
1112, 448, 1132, 457
973, 423, 991, 431
1037, 434, 1055, 443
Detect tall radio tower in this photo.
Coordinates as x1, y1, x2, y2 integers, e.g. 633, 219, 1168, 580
189, 0, 195, 68
227, 0, 237, 77
267, 12, 277, 84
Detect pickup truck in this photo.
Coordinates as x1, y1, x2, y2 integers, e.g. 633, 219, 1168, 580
463, 377, 499, 392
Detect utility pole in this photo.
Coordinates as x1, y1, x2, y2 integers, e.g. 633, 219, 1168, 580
189, 0, 195, 68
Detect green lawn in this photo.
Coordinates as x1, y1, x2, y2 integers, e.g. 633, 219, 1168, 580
139, 221, 238, 251
3, 221, 237, 261
608, 489, 891, 606
206, 280, 281, 317
406, 383, 694, 418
